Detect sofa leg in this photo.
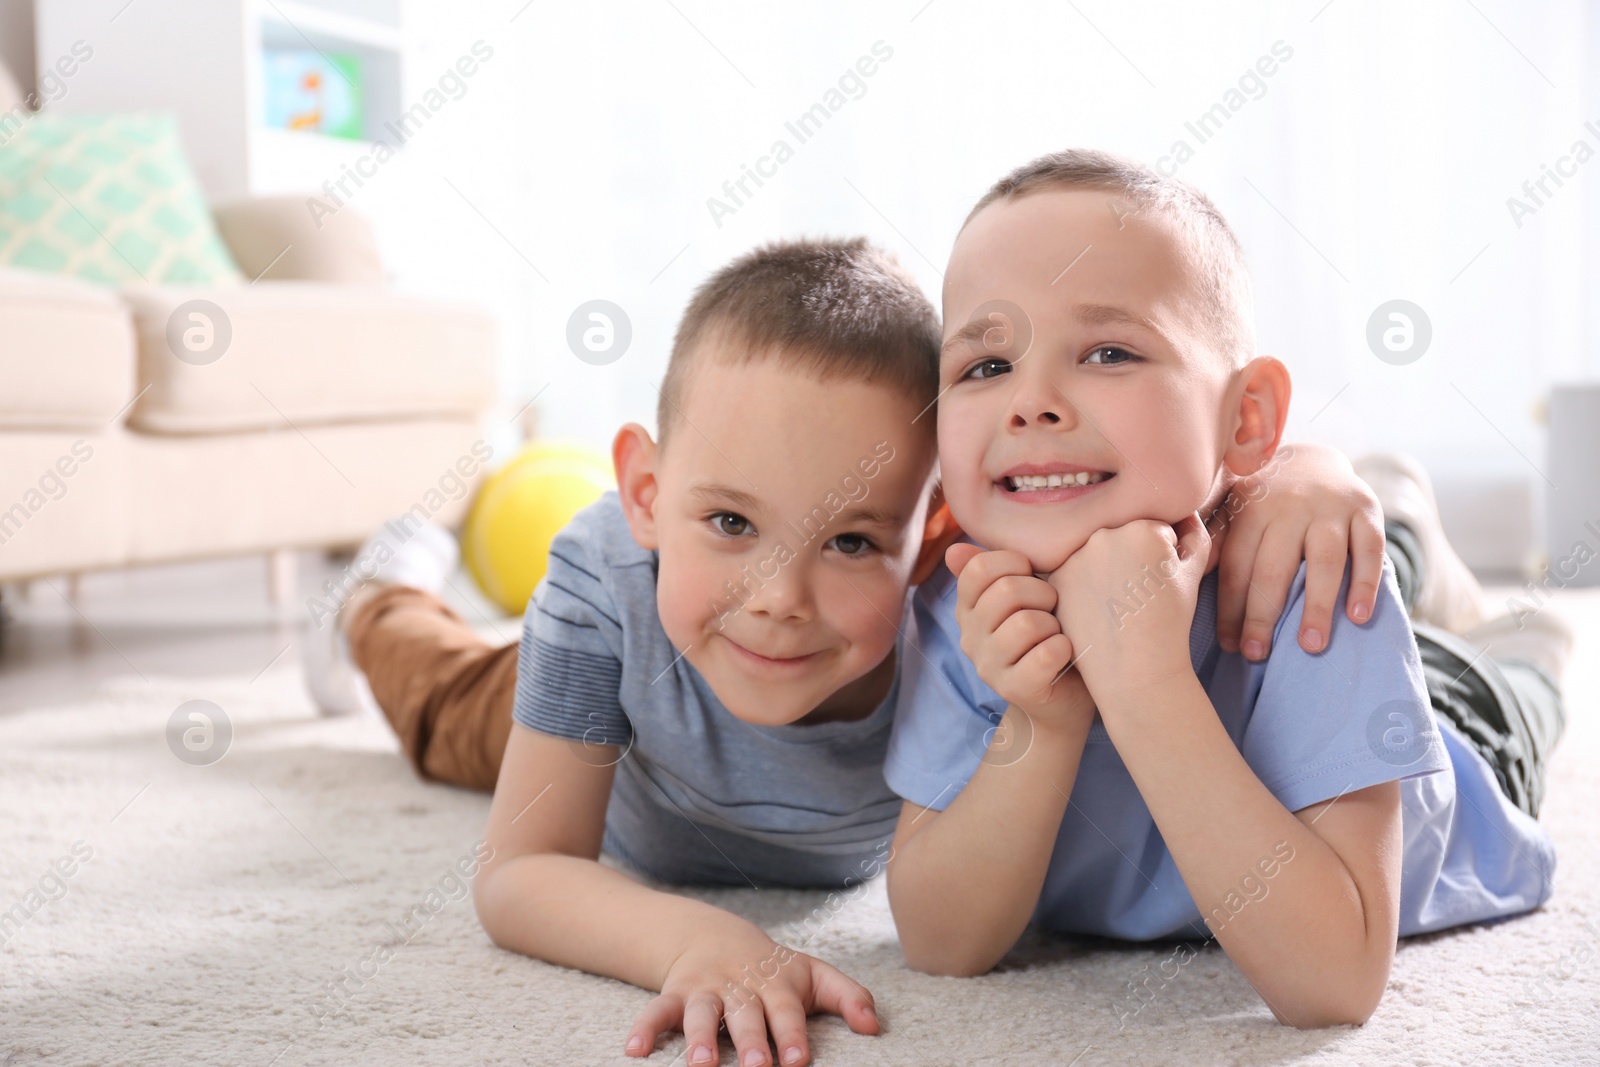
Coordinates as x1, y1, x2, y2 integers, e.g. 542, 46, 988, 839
66, 573, 82, 603
267, 550, 297, 607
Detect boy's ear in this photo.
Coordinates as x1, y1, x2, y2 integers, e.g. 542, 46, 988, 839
612, 422, 662, 550
1223, 356, 1292, 477
911, 483, 964, 586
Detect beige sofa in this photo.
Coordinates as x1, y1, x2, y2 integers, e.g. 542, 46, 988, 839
0, 62, 497, 601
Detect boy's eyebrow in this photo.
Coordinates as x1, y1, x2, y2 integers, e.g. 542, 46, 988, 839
940, 317, 997, 358
940, 302, 1166, 361
691, 483, 763, 514
832, 503, 906, 529
1071, 302, 1164, 336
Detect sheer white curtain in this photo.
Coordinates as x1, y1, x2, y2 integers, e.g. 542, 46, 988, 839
367, 0, 1593, 561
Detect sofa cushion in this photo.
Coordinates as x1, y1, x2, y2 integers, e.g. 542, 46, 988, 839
0, 419, 486, 581
122, 282, 496, 433
0, 267, 135, 429
212, 197, 385, 286
0, 112, 245, 285
124, 418, 486, 566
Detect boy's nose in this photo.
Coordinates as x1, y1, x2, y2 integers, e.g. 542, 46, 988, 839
1007, 380, 1079, 430
744, 566, 814, 622
1001, 356, 1081, 430
1012, 406, 1064, 426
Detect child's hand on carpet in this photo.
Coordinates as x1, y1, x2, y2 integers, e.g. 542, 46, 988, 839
478, 729, 879, 1065
625, 932, 880, 1066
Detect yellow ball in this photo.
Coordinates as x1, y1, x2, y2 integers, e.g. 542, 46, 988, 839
463, 441, 615, 614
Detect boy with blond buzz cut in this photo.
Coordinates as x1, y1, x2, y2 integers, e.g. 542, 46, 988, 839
315, 235, 1393, 1064
884, 150, 1567, 1028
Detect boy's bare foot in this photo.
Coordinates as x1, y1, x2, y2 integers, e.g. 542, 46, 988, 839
302, 521, 459, 717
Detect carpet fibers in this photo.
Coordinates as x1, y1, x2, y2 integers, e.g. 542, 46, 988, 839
3, 592, 1597, 1066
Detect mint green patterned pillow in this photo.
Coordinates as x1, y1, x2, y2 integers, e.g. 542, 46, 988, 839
0, 112, 244, 285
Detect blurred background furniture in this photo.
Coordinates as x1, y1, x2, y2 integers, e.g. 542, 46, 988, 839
31, 0, 408, 200
0, 57, 496, 602
1546, 384, 1600, 587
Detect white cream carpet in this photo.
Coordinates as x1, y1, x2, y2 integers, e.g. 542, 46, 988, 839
3, 591, 1598, 1066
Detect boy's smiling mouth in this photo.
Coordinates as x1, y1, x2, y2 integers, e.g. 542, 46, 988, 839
721, 634, 825, 672
997, 462, 1116, 500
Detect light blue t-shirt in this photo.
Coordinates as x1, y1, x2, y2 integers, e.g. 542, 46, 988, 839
884, 552, 1556, 940
511, 492, 901, 889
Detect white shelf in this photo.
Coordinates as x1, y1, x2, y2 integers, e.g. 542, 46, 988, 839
34, 0, 407, 200
246, 0, 406, 180
255, 0, 403, 52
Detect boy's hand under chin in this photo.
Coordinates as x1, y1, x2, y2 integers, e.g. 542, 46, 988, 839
944, 543, 1096, 736
1046, 514, 1212, 701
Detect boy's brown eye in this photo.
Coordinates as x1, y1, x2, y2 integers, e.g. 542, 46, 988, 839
1084, 346, 1135, 365
714, 513, 750, 536
964, 358, 1012, 381
831, 533, 872, 556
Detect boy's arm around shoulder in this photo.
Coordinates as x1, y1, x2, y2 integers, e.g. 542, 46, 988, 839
1214, 442, 1386, 662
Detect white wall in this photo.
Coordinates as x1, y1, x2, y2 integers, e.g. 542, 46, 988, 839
354, 1, 1596, 570
9, 0, 1597, 569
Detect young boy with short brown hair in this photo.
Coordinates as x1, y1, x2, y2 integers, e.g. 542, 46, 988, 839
884, 150, 1568, 1029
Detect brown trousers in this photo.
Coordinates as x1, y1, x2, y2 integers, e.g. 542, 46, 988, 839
346, 585, 518, 792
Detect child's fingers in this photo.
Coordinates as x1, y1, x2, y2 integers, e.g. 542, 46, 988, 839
1203, 506, 1229, 571
970, 576, 1058, 637
681, 993, 724, 1066
841, 989, 881, 1036
1017, 633, 1078, 700
1172, 512, 1210, 564
1297, 520, 1349, 654
759, 995, 811, 1066
625, 993, 682, 1057
807, 962, 880, 1036
944, 541, 985, 579
953, 549, 1036, 614
1238, 525, 1301, 662
1346, 508, 1385, 625
722, 991, 773, 1067
990, 609, 1064, 670
1213, 511, 1266, 654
